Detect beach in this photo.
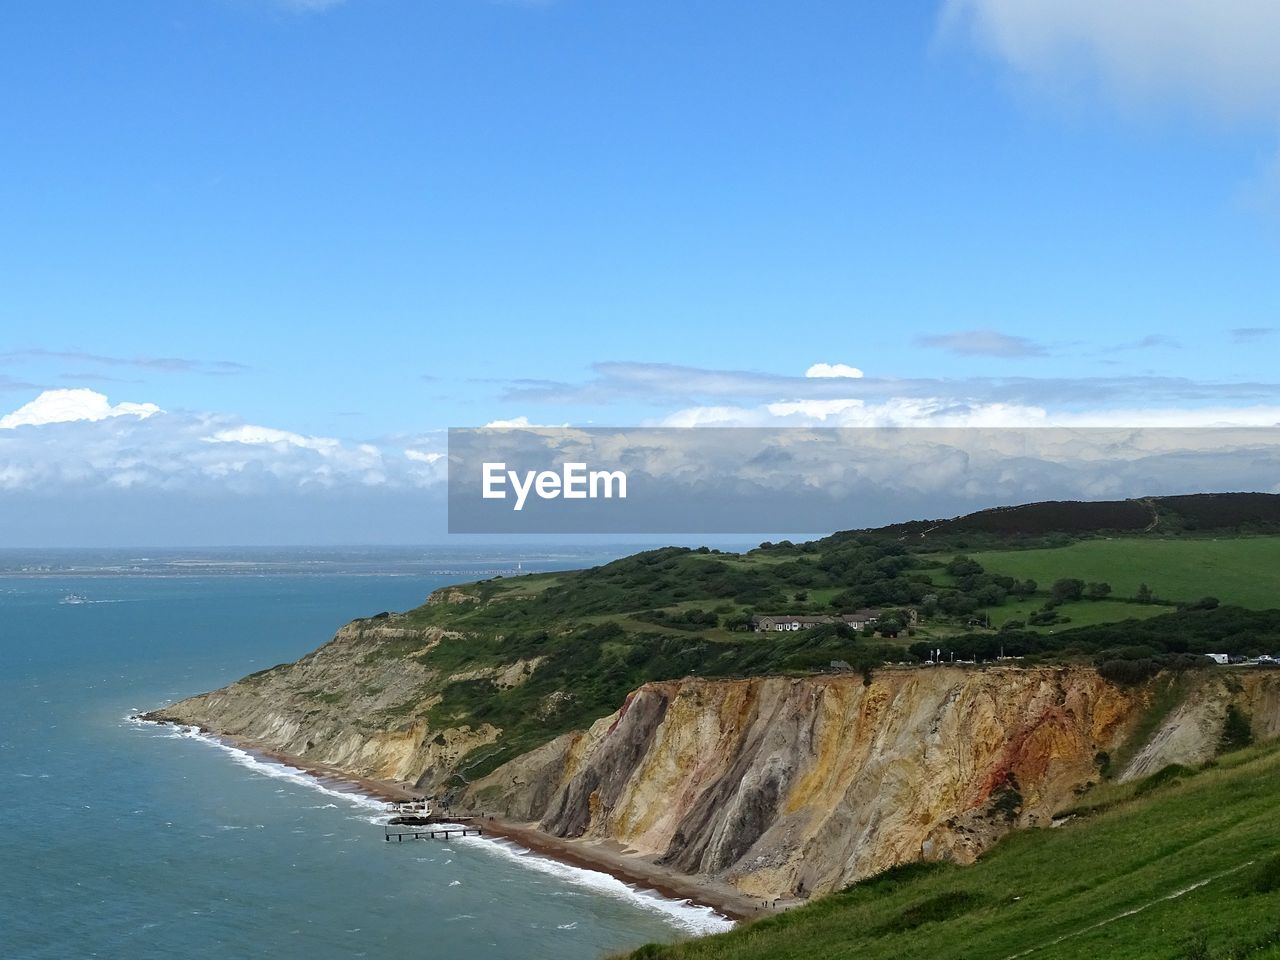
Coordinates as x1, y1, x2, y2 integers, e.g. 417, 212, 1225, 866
177, 725, 761, 924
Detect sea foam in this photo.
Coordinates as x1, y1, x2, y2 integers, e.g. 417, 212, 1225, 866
128, 715, 735, 936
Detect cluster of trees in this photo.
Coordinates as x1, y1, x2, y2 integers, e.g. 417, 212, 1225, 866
631, 607, 719, 631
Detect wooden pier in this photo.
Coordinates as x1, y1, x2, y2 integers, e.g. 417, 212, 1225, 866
383, 814, 483, 842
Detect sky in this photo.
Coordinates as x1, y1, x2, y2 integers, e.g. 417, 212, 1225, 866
2, 1, 1280, 544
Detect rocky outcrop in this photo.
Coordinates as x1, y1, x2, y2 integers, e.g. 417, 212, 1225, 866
145, 616, 501, 788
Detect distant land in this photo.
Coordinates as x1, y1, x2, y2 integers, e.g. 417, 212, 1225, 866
147, 492, 1280, 958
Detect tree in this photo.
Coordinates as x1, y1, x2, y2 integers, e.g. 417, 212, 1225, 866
1135, 582, 1154, 604
1051, 578, 1086, 603
793, 590, 808, 602
1084, 581, 1112, 601
876, 616, 903, 638
945, 555, 984, 578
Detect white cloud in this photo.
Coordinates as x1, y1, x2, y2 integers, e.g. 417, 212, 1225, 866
660, 397, 1280, 429
481, 416, 569, 429
805, 362, 865, 379
0, 389, 161, 429
0, 390, 442, 495
942, 0, 1280, 117
203, 424, 342, 455
405, 449, 443, 464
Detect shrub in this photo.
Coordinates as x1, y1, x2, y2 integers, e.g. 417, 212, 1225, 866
1133, 763, 1194, 797
1249, 854, 1280, 895
1099, 658, 1161, 685
1051, 578, 1086, 602
1220, 705, 1254, 753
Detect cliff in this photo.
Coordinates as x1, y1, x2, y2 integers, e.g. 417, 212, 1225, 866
148, 626, 1280, 900
145, 617, 508, 787
465, 668, 1279, 899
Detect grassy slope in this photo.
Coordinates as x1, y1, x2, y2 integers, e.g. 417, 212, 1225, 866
372, 535, 1280, 782
975, 596, 1165, 631
624, 741, 1280, 960
964, 537, 1280, 610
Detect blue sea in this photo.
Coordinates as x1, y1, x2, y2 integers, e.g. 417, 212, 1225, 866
0, 548, 732, 960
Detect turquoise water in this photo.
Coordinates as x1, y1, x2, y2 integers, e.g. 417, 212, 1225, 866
0, 550, 727, 959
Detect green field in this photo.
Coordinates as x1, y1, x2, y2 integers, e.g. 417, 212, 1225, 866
624, 740, 1280, 960
962, 537, 1280, 610
984, 596, 1168, 631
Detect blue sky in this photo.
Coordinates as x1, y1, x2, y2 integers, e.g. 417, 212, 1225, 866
2, 1, 1280, 543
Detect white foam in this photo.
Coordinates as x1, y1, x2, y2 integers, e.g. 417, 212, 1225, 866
451, 834, 735, 936
127, 717, 386, 817
129, 715, 735, 936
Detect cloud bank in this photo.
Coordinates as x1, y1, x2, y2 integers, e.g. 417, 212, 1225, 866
942, 0, 1280, 117
499, 360, 1280, 411
0, 390, 445, 494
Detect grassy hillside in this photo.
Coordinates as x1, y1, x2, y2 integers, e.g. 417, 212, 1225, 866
964, 537, 1280, 611
329, 495, 1280, 783
622, 741, 1280, 960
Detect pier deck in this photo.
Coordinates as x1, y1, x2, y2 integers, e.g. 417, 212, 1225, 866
383, 816, 483, 842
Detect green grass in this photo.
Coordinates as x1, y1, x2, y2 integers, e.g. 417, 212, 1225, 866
986, 597, 1168, 630
963, 537, 1280, 609
622, 740, 1280, 960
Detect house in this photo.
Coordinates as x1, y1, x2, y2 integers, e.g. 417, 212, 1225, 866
839, 608, 883, 630
750, 609, 887, 633
751, 615, 837, 632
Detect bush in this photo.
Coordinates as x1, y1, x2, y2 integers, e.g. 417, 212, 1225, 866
1220, 704, 1254, 753
1249, 853, 1280, 895
1051, 578, 1086, 602
1099, 658, 1162, 685
1133, 763, 1194, 797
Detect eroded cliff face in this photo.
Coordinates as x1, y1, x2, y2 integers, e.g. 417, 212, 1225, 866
149, 614, 1280, 902
1120, 671, 1280, 780
464, 668, 1280, 899
146, 617, 503, 788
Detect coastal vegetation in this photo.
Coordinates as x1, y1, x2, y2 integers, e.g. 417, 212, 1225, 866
148, 491, 1280, 951
353, 495, 1280, 780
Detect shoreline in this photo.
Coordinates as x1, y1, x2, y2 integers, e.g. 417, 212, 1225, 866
143, 719, 763, 925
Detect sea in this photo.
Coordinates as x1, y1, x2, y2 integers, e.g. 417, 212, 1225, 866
0, 547, 734, 960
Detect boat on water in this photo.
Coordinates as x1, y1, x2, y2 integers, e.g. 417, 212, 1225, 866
60, 594, 90, 605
